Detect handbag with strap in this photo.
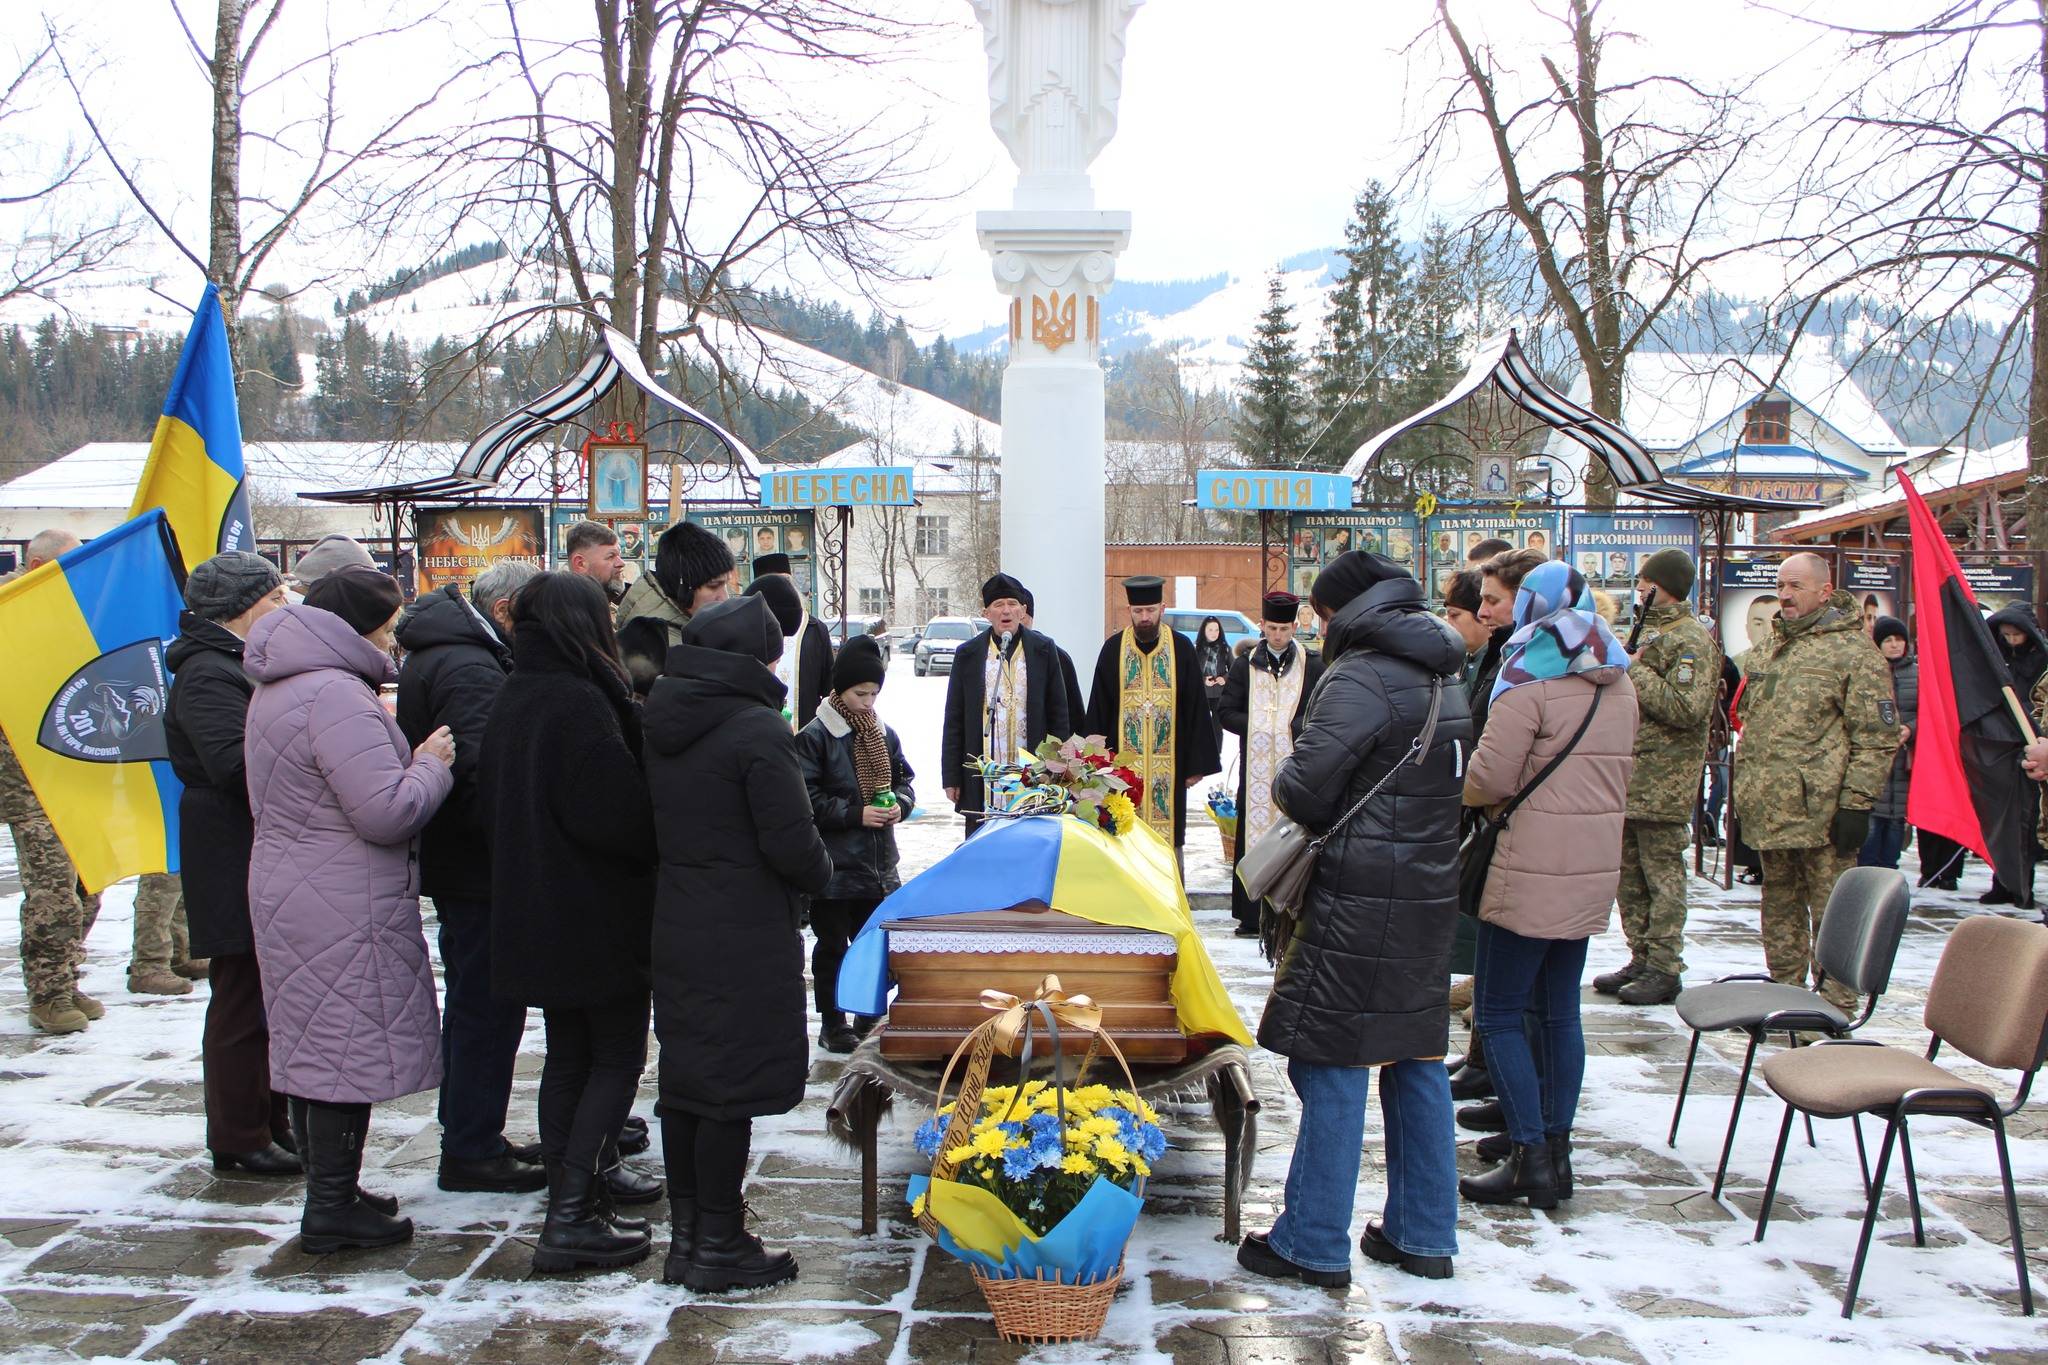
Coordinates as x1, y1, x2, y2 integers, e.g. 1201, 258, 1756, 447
1458, 685, 1606, 918
1237, 677, 1444, 917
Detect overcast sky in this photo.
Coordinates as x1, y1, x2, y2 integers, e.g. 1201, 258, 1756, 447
0, 1, 2011, 340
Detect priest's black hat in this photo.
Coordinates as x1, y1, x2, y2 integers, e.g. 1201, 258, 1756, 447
1122, 575, 1164, 606
752, 551, 792, 577
1261, 590, 1300, 623
982, 573, 1026, 607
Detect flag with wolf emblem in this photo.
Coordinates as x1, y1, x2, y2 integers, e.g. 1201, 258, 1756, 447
0, 511, 187, 891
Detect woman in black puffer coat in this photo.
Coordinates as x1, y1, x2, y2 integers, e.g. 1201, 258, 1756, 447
1240, 551, 1473, 1290
643, 594, 832, 1295
794, 637, 914, 1054
480, 572, 656, 1274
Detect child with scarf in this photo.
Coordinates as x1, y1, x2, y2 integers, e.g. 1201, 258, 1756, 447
794, 636, 916, 1053
1459, 560, 1637, 1210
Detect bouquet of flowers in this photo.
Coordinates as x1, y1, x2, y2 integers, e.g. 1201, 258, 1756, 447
977, 734, 1145, 836
1206, 785, 1239, 858
907, 977, 1162, 1342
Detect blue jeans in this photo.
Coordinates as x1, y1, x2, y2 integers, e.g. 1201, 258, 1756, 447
1267, 1058, 1459, 1271
1858, 816, 1905, 869
1473, 923, 1588, 1148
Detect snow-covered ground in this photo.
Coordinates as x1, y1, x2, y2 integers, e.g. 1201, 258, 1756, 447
0, 651, 2042, 1361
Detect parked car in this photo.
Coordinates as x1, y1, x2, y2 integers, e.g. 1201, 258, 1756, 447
1163, 608, 1256, 653
827, 616, 889, 648
913, 617, 979, 676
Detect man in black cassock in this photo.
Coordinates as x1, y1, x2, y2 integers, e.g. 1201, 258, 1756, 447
941, 573, 1075, 832
1218, 590, 1324, 936
742, 556, 833, 729
1020, 586, 1087, 727
1084, 575, 1222, 854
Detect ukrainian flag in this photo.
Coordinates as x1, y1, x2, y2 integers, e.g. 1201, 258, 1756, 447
129, 283, 254, 571
0, 511, 187, 892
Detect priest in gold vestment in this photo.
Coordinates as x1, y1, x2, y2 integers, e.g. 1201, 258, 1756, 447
1083, 575, 1221, 858
1218, 591, 1324, 936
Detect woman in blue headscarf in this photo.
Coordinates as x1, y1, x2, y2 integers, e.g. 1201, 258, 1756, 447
1459, 560, 1638, 1209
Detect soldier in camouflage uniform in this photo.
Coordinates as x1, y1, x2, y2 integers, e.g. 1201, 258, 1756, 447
128, 872, 197, 994
1732, 554, 1898, 1013
1594, 550, 1721, 1006
1, 532, 105, 1034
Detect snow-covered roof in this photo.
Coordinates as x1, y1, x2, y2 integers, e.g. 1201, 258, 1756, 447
1616, 341, 1905, 454
1665, 445, 1869, 480
806, 438, 990, 496
0, 441, 470, 510
1775, 438, 2026, 538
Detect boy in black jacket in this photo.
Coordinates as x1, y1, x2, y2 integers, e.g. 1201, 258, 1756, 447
794, 637, 915, 1052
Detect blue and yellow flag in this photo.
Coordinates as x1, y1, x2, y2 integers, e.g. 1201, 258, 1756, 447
0, 511, 187, 892
129, 283, 254, 571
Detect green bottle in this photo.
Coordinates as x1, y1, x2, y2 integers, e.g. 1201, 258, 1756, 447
871, 788, 897, 810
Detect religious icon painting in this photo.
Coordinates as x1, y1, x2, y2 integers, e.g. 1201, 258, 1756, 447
588, 442, 648, 518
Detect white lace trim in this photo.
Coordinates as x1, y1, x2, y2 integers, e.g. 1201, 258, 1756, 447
889, 929, 1177, 955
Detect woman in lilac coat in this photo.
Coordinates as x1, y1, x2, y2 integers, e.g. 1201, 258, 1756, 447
243, 567, 454, 1255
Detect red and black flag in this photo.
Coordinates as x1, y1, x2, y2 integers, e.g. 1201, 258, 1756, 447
1900, 472, 2034, 890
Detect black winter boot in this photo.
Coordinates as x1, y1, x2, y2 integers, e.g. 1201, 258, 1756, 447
290, 1095, 394, 1216
299, 1102, 413, 1254
1549, 1133, 1574, 1201
597, 1138, 655, 1233
1617, 969, 1681, 1006
618, 1114, 651, 1157
1458, 1141, 1560, 1210
818, 1012, 858, 1054
534, 1160, 651, 1273
684, 1206, 797, 1292
661, 1195, 698, 1285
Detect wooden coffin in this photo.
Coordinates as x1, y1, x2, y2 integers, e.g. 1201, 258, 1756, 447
879, 903, 1187, 1063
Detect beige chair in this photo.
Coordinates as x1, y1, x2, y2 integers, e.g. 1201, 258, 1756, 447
1750, 914, 2048, 1319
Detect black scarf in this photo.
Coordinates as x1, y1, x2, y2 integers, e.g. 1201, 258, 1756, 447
1252, 640, 1297, 678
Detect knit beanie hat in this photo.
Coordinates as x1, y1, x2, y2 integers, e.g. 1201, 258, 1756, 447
288, 534, 375, 589
653, 520, 735, 603
303, 565, 404, 637
1309, 550, 1408, 615
1640, 548, 1697, 601
1872, 615, 1908, 649
678, 592, 783, 665
185, 551, 281, 622
744, 572, 804, 636
831, 635, 888, 692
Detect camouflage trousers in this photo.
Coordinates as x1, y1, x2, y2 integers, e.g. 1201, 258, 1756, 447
1757, 845, 1859, 1014
131, 871, 190, 975
9, 816, 102, 1006
1617, 819, 1690, 976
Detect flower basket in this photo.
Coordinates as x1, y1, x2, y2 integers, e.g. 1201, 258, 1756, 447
1206, 788, 1238, 862
908, 976, 1160, 1344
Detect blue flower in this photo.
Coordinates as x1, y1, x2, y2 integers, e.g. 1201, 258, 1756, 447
1002, 1144, 1041, 1181
913, 1117, 944, 1159
1135, 1121, 1167, 1163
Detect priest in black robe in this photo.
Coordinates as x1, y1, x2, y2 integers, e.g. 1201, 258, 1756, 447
743, 560, 833, 728
1020, 585, 1087, 726
1084, 575, 1222, 854
941, 573, 1075, 832
1217, 591, 1324, 935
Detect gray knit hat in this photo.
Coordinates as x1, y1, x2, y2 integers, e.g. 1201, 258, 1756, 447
288, 534, 375, 589
185, 551, 282, 622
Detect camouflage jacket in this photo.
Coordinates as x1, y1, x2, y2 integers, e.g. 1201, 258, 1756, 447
0, 566, 41, 824
1732, 589, 1899, 849
1626, 602, 1721, 823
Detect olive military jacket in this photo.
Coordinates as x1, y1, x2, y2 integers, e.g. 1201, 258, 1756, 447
1732, 589, 1899, 850
1625, 601, 1721, 824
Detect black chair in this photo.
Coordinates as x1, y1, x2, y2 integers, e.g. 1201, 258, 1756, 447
1666, 866, 1910, 1197
1753, 914, 2048, 1318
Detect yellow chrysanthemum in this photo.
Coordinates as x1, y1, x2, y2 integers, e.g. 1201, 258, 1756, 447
971, 1127, 1008, 1158
1074, 1085, 1115, 1111
1061, 1152, 1096, 1176
1104, 791, 1136, 834
910, 1192, 928, 1217
1093, 1135, 1133, 1172
944, 1145, 974, 1166
1079, 1116, 1119, 1140
1130, 1156, 1151, 1178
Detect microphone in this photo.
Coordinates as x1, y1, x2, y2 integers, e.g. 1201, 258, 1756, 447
998, 630, 1014, 657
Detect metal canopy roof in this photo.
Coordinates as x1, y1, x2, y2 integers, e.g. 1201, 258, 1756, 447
305, 323, 763, 507
1339, 330, 1811, 514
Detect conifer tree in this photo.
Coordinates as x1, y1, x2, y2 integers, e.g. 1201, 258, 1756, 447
1234, 272, 1309, 465
1307, 181, 1407, 469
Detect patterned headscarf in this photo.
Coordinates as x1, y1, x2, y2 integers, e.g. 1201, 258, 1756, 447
1492, 559, 1630, 700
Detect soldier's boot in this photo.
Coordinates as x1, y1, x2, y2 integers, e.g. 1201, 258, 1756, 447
69, 991, 105, 1020
127, 968, 192, 996
1617, 969, 1682, 1007
28, 997, 88, 1034
174, 959, 211, 981
1591, 958, 1644, 995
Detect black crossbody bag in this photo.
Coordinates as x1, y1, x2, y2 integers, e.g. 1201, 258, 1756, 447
1457, 687, 1604, 918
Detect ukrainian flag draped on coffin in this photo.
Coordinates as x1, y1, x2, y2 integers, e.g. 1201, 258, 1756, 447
0, 512, 187, 891
128, 284, 254, 571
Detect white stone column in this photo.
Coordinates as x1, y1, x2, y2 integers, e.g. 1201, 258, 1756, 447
970, 0, 1141, 656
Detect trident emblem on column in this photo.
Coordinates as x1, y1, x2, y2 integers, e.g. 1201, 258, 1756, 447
1031, 291, 1078, 352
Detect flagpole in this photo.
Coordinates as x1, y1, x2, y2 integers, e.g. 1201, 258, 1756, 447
2002, 686, 2041, 745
